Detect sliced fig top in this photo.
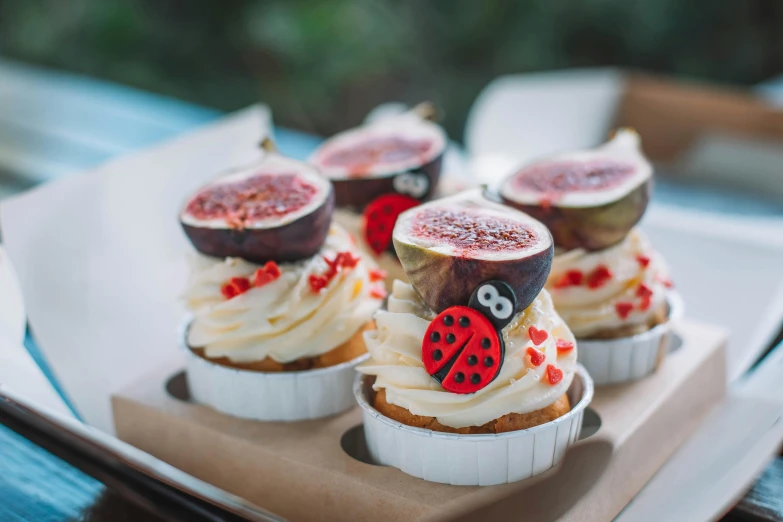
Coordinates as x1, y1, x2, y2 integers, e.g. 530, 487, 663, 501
392, 189, 554, 314
180, 151, 335, 263
310, 109, 447, 180
500, 129, 652, 209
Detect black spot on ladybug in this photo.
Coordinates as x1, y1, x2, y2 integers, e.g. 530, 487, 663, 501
433, 349, 442, 361
444, 315, 454, 326
383, 205, 393, 215
446, 333, 456, 344
467, 355, 477, 366
377, 223, 385, 232
430, 331, 440, 342
459, 316, 470, 327
484, 356, 493, 367
454, 372, 465, 383
482, 338, 491, 349
470, 374, 481, 385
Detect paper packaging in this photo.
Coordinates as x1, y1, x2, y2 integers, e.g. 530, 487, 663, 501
112, 319, 725, 521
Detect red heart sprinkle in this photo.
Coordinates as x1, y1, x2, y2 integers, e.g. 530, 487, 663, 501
527, 347, 545, 366
556, 338, 574, 353
554, 270, 583, 289
636, 283, 653, 298
221, 283, 239, 299
657, 276, 675, 289
640, 295, 652, 311
636, 255, 651, 268
308, 274, 329, 293
529, 326, 548, 346
370, 286, 387, 299
615, 301, 634, 319
587, 265, 613, 289
546, 364, 563, 385
369, 269, 387, 282
254, 261, 281, 287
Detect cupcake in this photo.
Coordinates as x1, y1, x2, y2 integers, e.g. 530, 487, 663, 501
309, 103, 448, 285
499, 129, 680, 385
179, 140, 385, 420
355, 189, 593, 485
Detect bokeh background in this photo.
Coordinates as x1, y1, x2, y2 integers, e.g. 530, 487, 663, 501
2, 0, 783, 139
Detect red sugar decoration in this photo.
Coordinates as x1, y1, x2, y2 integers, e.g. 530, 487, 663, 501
528, 326, 549, 346
546, 364, 563, 385
556, 338, 574, 354
253, 261, 281, 287
527, 347, 545, 367
308, 274, 329, 293
636, 255, 651, 268
657, 276, 674, 289
553, 270, 584, 289
587, 265, 613, 289
370, 286, 387, 299
615, 301, 634, 319
636, 283, 653, 299
221, 276, 251, 300
369, 268, 387, 282
310, 251, 361, 293
640, 295, 653, 311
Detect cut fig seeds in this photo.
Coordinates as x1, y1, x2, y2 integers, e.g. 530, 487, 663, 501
393, 189, 553, 314
310, 103, 447, 210
500, 129, 652, 251
180, 142, 334, 263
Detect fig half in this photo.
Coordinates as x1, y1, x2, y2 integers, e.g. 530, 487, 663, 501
180, 143, 334, 263
392, 189, 554, 314
500, 129, 652, 251
309, 103, 447, 210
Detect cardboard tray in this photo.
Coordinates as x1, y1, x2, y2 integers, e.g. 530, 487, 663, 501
112, 319, 726, 522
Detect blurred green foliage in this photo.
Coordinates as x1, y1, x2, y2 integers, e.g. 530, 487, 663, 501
1, 0, 782, 139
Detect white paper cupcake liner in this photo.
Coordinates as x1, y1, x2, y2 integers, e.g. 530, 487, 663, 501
577, 292, 684, 386
182, 327, 368, 421
354, 365, 594, 486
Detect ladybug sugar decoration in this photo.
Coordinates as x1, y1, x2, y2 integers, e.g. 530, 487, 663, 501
363, 171, 430, 255
422, 281, 517, 394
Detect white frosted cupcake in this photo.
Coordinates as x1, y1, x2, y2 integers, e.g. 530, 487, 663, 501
179, 141, 384, 420
499, 130, 680, 385
354, 190, 593, 485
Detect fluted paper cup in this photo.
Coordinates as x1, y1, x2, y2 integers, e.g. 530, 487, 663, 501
354, 365, 594, 486
182, 326, 368, 421
577, 292, 684, 386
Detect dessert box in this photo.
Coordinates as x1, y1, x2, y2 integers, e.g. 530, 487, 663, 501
113, 319, 725, 522
1, 71, 783, 520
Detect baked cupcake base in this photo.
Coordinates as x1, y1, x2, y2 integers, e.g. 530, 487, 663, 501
374, 388, 570, 434
183, 321, 372, 421
189, 321, 373, 372
577, 292, 683, 386
355, 367, 594, 486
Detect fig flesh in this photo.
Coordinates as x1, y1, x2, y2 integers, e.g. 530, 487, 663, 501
393, 189, 554, 314
180, 149, 334, 263
500, 129, 652, 251
309, 103, 447, 211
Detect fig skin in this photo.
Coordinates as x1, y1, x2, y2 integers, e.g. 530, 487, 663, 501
332, 153, 443, 210
393, 190, 554, 314
505, 180, 651, 251
500, 129, 652, 251
181, 187, 334, 263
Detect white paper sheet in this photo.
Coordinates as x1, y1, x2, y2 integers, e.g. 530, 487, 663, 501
0, 106, 272, 431
0, 245, 73, 417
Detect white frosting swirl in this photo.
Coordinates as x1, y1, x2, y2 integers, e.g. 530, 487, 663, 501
546, 228, 670, 338
185, 225, 383, 363
358, 281, 577, 429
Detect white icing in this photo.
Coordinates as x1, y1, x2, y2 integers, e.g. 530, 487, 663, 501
546, 228, 670, 337
358, 281, 577, 429
184, 225, 383, 363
